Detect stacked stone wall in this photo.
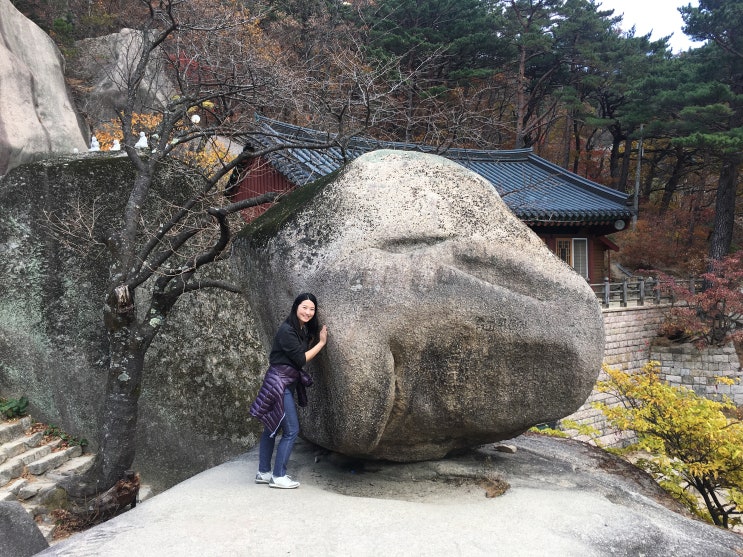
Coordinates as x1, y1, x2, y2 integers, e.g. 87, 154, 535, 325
651, 344, 743, 404
566, 304, 743, 446
565, 305, 668, 446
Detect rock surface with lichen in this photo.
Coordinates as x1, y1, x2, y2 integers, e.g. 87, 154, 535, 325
0, 154, 265, 490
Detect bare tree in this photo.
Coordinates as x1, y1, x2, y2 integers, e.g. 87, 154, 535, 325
54, 0, 401, 495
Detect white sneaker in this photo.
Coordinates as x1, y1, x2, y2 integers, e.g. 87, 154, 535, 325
269, 475, 300, 489
255, 471, 272, 484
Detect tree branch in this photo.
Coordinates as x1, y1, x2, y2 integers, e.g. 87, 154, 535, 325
212, 191, 279, 216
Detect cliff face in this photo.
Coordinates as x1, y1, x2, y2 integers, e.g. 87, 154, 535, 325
0, 0, 87, 176
0, 4, 265, 491
0, 154, 265, 491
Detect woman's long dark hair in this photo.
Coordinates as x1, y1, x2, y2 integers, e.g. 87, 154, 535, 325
286, 292, 320, 346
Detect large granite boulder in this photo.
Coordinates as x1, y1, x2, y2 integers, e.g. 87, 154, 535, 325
0, 501, 49, 557
0, 0, 87, 175
234, 149, 605, 461
71, 28, 176, 128
0, 155, 266, 491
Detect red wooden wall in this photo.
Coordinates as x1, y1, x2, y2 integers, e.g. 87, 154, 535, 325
231, 156, 295, 221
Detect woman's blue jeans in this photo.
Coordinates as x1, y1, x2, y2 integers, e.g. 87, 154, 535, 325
258, 388, 299, 477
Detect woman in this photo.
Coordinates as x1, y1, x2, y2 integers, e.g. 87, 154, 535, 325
249, 293, 328, 489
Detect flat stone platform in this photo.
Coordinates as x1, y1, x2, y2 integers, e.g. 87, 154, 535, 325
38, 435, 743, 557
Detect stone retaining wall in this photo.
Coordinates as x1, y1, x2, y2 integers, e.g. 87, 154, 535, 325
565, 305, 667, 446
651, 343, 743, 404
565, 304, 743, 446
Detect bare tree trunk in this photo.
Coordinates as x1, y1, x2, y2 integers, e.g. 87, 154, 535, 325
515, 46, 527, 149
63, 291, 147, 496
659, 148, 687, 213
708, 157, 739, 261
561, 109, 571, 169
571, 117, 582, 175
609, 134, 623, 184
97, 320, 146, 490
642, 155, 658, 200
617, 138, 633, 193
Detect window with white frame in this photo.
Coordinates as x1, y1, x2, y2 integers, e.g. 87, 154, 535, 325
556, 238, 589, 279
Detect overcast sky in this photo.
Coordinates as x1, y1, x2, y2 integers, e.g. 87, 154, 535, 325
597, 0, 704, 53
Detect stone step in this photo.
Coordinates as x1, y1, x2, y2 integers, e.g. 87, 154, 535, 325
0, 431, 44, 464
16, 478, 58, 501
0, 485, 18, 501
0, 440, 63, 487
5, 478, 28, 497
0, 417, 104, 546
18, 443, 54, 466
26, 445, 82, 476
0, 458, 25, 487
47, 454, 96, 478
0, 416, 33, 444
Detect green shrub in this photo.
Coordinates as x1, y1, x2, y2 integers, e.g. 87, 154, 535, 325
0, 396, 29, 419
43, 424, 89, 449
52, 17, 75, 45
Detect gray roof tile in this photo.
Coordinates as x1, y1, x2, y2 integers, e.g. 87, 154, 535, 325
248, 116, 634, 225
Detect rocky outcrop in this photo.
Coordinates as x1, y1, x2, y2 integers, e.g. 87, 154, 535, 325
0, 501, 49, 557
0, 0, 87, 176
71, 28, 176, 128
234, 149, 605, 461
0, 154, 266, 491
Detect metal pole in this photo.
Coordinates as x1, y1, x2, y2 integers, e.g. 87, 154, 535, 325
632, 123, 644, 230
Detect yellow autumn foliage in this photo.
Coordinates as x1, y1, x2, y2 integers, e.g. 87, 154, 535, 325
595, 362, 743, 528
96, 114, 163, 151
93, 113, 234, 183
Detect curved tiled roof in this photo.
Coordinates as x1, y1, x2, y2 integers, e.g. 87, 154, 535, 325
248, 116, 634, 226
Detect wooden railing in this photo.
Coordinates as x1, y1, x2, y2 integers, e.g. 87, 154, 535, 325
589, 277, 703, 308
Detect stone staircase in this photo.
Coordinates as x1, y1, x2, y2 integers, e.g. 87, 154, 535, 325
0, 416, 96, 542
